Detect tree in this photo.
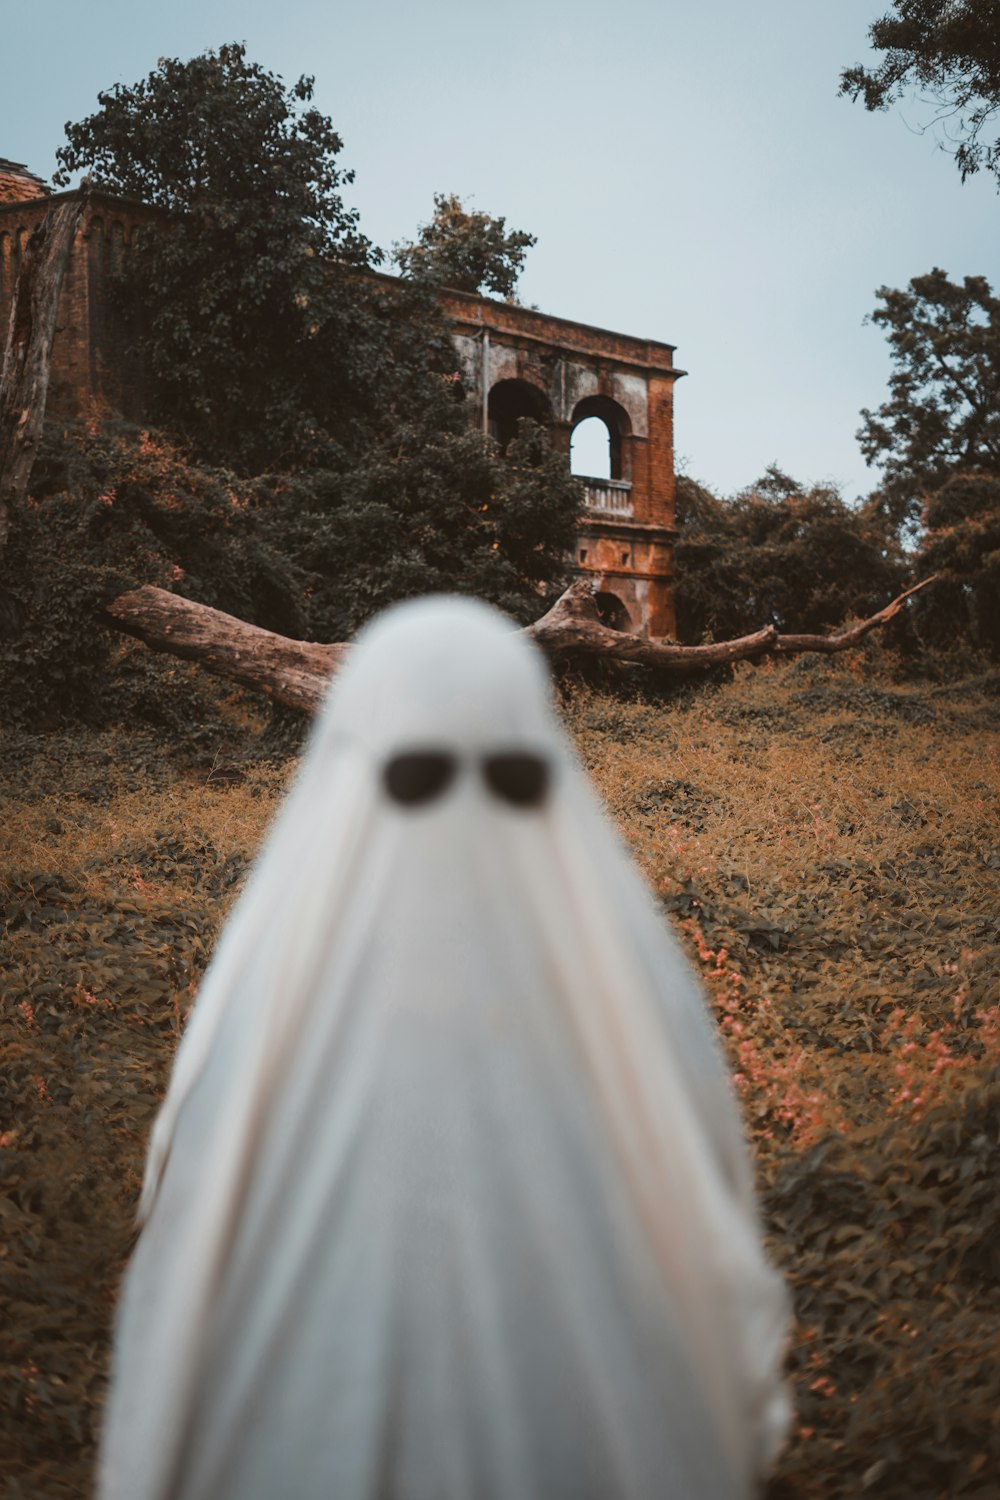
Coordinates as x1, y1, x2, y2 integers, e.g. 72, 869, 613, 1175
840, 1, 1000, 186
30, 42, 584, 700
53, 43, 391, 472
858, 270, 1000, 657
394, 193, 536, 300
858, 270, 1000, 531
918, 471, 1000, 654
259, 416, 584, 641
674, 468, 905, 643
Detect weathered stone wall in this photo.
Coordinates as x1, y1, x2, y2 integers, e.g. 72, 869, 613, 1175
440, 287, 684, 637
0, 189, 153, 420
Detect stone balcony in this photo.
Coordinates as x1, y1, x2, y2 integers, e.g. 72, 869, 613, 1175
582, 477, 634, 519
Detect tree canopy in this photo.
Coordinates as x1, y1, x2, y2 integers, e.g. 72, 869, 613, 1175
840, 5, 1000, 659
53, 44, 399, 472
858, 269, 1000, 528
0, 44, 587, 725
394, 192, 537, 300
840, 0, 1000, 186
857, 271, 1000, 658
674, 467, 904, 644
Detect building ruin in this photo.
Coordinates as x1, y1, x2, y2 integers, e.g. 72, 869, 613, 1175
1, 161, 684, 636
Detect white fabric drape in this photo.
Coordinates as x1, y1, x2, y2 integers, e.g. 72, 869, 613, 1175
98, 596, 790, 1500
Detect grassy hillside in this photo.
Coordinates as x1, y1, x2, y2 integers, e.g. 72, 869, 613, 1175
2, 647, 998, 1498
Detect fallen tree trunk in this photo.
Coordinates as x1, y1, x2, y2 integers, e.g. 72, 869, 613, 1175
0, 190, 90, 557
104, 586, 350, 715
529, 583, 780, 666
102, 574, 938, 715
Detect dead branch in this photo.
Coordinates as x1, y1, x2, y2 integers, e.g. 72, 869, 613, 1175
100, 574, 938, 714
0, 190, 89, 556
772, 574, 939, 653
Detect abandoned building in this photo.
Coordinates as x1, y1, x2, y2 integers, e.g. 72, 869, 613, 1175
0, 159, 685, 636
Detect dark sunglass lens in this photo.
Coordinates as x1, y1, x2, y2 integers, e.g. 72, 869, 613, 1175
482, 753, 550, 808
384, 752, 457, 806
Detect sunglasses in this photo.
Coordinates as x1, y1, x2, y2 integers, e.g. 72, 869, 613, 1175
383, 750, 550, 809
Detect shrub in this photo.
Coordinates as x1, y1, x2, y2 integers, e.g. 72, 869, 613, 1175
0, 422, 303, 727
915, 471, 1000, 658
674, 468, 907, 645
0, 415, 581, 727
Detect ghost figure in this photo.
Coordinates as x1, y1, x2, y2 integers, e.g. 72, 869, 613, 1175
98, 596, 790, 1500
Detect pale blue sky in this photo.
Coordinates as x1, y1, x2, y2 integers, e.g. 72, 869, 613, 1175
5, 0, 997, 500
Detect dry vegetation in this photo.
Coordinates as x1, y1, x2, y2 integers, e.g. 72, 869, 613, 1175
1, 646, 998, 1498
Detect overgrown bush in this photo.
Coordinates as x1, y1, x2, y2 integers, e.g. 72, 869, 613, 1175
263, 416, 582, 641
0, 415, 580, 728
0, 422, 300, 727
914, 471, 1000, 658
674, 467, 907, 645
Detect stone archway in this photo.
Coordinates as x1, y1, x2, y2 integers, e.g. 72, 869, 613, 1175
592, 590, 632, 631
487, 378, 552, 451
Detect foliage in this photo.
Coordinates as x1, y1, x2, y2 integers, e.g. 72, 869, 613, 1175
0, 416, 581, 727
0, 421, 305, 727
394, 192, 537, 300
917, 470, 1000, 655
673, 467, 905, 644
52, 43, 406, 472
840, 0, 1000, 185
857, 270, 1000, 655
859, 269, 1000, 533
267, 417, 581, 640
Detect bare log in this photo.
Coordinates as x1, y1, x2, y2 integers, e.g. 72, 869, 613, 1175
101, 574, 938, 714
104, 585, 349, 714
0, 190, 90, 557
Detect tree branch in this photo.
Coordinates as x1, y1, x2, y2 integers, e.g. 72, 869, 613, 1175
525, 582, 779, 667
773, 573, 939, 653
100, 574, 938, 714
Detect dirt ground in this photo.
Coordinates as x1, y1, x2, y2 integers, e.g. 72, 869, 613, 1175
2, 648, 998, 1498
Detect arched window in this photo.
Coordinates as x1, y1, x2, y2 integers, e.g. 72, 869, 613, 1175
569, 395, 630, 481
487, 379, 551, 452
593, 591, 632, 630
570, 416, 612, 480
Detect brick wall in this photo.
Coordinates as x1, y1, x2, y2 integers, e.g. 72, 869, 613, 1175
437, 283, 683, 636
0, 189, 154, 419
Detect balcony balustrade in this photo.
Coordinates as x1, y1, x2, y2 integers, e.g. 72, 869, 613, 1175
582, 477, 634, 518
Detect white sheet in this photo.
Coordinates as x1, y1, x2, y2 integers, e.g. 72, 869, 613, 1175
98, 595, 790, 1500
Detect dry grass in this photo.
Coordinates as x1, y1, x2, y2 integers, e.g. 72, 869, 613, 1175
0, 724, 291, 1498
565, 652, 1000, 1499
1, 648, 998, 1498
567, 656, 999, 1142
